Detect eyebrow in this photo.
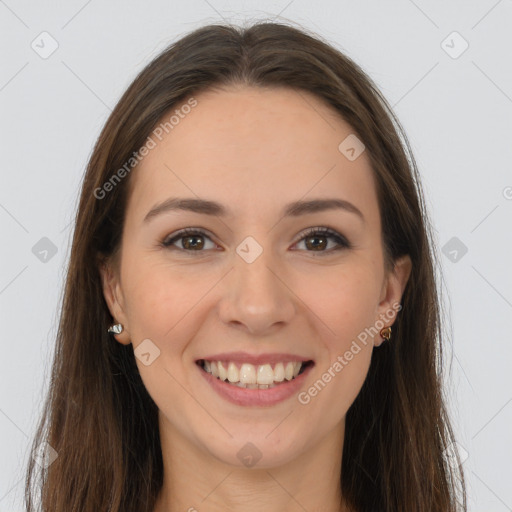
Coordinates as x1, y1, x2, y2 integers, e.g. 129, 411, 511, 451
143, 197, 365, 223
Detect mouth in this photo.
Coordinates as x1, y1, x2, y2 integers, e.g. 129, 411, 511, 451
195, 358, 315, 390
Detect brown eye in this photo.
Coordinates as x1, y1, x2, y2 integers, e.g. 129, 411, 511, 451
162, 228, 215, 251
304, 233, 328, 251
295, 228, 350, 253
161, 227, 350, 254
181, 234, 204, 250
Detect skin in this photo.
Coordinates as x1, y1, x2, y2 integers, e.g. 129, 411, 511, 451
100, 85, 412, 512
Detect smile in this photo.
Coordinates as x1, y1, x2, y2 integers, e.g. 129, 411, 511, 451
198, 359, 314, 388
195, 357, 315, 406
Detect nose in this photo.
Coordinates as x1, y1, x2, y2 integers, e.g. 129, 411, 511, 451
217, 247, 296, 336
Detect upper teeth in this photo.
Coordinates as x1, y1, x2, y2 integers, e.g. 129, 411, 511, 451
203, 361, 303, 385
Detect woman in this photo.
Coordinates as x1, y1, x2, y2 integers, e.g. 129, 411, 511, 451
25, 21, 467, 512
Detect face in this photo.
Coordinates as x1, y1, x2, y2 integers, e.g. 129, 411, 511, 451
100, 85, 411, 469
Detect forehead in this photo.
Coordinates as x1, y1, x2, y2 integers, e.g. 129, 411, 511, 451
126, 85, 379, 225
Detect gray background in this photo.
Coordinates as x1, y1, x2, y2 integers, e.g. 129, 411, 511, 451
1, 0, 511, 510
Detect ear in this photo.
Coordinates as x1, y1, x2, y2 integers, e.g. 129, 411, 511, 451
99, 260, 131, 345
374, 254, 412, 347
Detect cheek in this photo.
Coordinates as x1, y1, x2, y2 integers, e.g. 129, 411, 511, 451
319, 268, 380, 408
121, 256, 205, 336
307, 342, 373, 424
298, 270, 377, 417
305, 264, 381, 347
121, 263, 204, 415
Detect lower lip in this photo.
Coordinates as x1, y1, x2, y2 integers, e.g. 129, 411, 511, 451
197, 363, 314, 407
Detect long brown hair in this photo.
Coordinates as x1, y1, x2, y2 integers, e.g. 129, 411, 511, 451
24, 21, 467, 512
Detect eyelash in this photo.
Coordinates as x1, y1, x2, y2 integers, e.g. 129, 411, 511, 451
161, 226, 351, 255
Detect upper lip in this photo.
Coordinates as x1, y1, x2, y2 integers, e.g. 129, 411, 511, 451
197, 351, 313, 366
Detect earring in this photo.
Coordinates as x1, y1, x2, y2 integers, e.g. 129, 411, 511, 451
108, 323, 123, 334
379, 326, 392, 341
